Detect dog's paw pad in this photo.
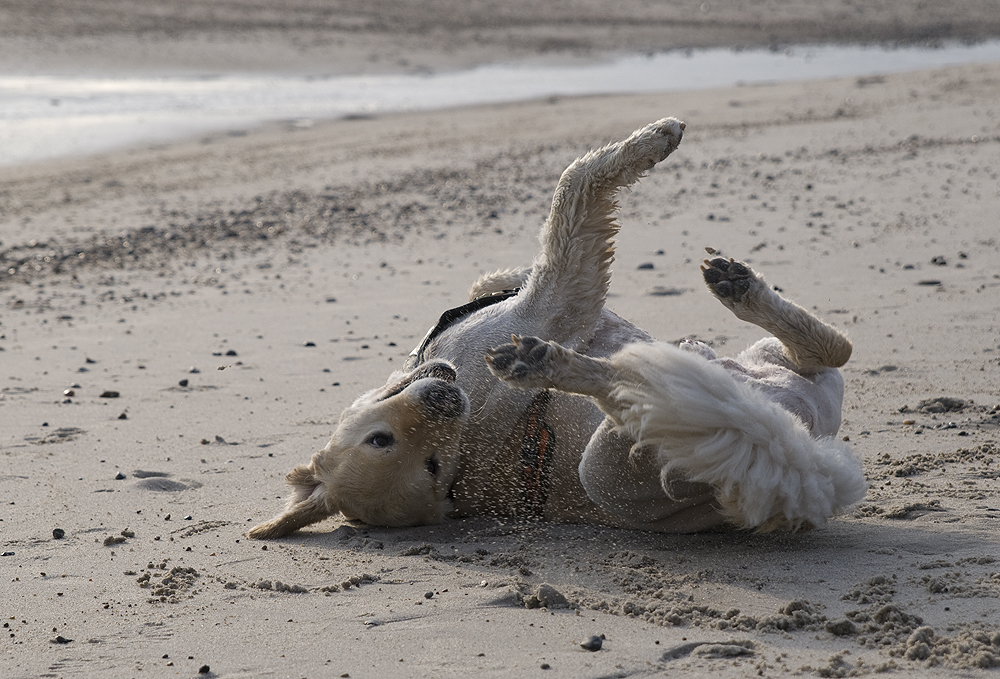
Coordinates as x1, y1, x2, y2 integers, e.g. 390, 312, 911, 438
701, 258, 758, 303
486, 336, 552, 386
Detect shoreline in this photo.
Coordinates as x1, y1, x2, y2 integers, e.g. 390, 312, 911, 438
3, 40, 1000, 169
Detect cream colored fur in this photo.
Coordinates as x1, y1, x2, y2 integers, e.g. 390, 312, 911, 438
249, 118, 865, 539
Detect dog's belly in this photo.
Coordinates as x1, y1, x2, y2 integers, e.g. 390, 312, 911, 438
425, 305, 651, 525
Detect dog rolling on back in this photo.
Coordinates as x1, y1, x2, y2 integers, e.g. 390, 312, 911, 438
249, 118, 865, 540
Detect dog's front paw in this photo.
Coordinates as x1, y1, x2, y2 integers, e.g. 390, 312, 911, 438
700, 257, 763, 305
486, 335, 555, 389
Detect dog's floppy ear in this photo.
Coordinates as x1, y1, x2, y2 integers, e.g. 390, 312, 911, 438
247, 464, 338, 539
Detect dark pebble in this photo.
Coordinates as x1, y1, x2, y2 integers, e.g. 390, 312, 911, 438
225, 349, 238, 356
540, 663, 550, 670
178, 379, 189, 387
115, 472, 126, 480
424, 591, 434, 599
198, 665, 210, 674
303, 341, 316, 347
581, 635, 603, 651
188, 367, 200, 374
100, 390, 120, 398
184, 515, 193, 520
52, 635, 73, 644
52, 528, 65, 539
636, 262, 654, 270
1, 551, 14, 556
118, 412, 128, 420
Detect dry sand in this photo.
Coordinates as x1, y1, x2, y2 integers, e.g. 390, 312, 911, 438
3, 3, 1000, 678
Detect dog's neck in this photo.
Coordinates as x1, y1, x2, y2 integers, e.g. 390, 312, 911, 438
405, 289, 520, 369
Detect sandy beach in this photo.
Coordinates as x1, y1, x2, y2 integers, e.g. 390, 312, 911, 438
3, 3, 1000, 678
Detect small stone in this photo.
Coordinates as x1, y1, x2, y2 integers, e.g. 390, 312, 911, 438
1, 551, 15, 556
188, 367, 200, 374
540, 663, 550, 670
179, 379, 189, 387
303, 341, 316, 347
115, 472, 126, 480
100, 390, 120, 398
424, 591, 434, 599
63, 389, 75, 397
118, 411, 128, 420
184, 515, 193, 521
826, 619, 857, 636
225, 349, 238, 356
636, 262, 654, 270
533, 583, 569, 609
52, 528, 65, 539
198, 665, 210, 674
581, 635, 603, 651
51, 635, 73, 644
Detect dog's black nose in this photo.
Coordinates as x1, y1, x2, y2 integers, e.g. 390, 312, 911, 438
420, 382, 467, 419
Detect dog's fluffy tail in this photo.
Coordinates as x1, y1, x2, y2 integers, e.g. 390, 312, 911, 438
607, 343, 867, 531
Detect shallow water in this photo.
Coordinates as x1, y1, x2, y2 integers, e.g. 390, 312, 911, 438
2, 41, 999, 167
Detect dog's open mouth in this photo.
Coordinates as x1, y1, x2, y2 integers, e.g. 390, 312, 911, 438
379, 361, 457, 401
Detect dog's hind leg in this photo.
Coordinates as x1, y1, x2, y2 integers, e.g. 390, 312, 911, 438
701, 258, 852, 370
487, 335, 866, 531
517, 119, 684, 349
486, 336, 725, 532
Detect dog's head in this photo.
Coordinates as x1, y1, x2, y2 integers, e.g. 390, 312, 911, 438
258, 359, 468, 534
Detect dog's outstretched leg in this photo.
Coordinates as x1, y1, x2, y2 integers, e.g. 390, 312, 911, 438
486, 335, 617, 408
518, 118, 684, 348
701, 258, 852, 370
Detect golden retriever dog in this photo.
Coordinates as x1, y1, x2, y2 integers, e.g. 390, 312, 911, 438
249, 118, 866, 539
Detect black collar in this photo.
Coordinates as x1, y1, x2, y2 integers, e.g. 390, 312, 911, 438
405, 288, 520, 369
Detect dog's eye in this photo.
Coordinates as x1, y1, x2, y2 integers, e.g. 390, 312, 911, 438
425, 456, 439, 476
368, 432, 394, 448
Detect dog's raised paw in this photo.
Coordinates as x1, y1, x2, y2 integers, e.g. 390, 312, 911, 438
486, 335, 553, 388
701, 258, 759, 303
